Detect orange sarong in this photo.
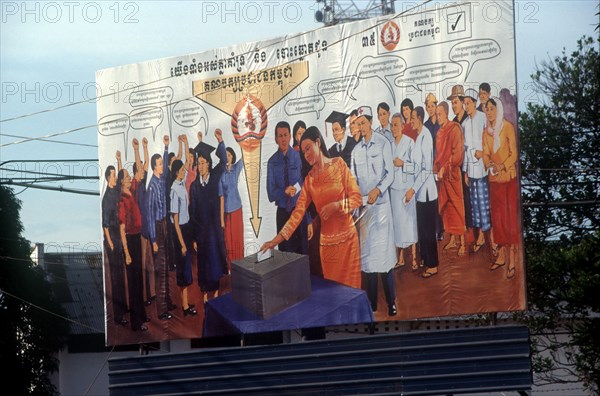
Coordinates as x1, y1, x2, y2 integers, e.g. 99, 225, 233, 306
434, 121, 466, 235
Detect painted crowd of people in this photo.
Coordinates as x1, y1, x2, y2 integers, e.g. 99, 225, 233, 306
261, 83, 520, 317
102, 129, 244, 332
102, 82, 520, 329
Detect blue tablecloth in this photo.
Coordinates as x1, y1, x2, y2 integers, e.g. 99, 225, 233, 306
203, 276, 374, 337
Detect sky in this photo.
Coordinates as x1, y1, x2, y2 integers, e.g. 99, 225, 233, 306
0, 0, 598, 254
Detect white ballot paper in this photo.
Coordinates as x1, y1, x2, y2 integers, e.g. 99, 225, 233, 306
257, 248, 273, 262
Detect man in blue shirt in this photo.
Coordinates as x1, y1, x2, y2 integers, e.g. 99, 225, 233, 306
267, 121, 307, 254
102, 164, 128, 326
375, 102, 393, 143
135, 137, 156, 306
146, 135, 174, 320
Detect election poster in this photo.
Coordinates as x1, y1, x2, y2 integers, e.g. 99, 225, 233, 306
96, 0, 525, 346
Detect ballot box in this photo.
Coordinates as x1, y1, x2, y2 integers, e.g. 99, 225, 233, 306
231, 250, 311, 319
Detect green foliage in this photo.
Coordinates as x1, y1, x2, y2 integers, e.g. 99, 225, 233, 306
519, 35, 600, 393
520, 36, 599, 240
0, 185, 70, 395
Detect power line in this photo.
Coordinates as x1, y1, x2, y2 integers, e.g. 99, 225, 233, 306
0, 73, 174, 124
0, 122, 101, 148
0, 159, 99, 167
523, 168, 600, 172
0, 167, 98, 178
0, 133, 98, 148
0, 286, 104, 333
0, 238, 103, 254
0, 254, 99, 268
83, 344, 116, 396
0, 1, 389, 125
0, 0, 432, 148
523, 200, 598, 207
0, 180, 99, 196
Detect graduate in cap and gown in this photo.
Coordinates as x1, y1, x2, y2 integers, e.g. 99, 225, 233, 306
326, 110, 357, 168
189, 129, 228, 302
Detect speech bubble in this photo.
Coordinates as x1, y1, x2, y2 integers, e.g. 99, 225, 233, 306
128, 87, 174, 143
449, 39, 501, 80
316, 76, 359, 107
172, 99, 209, 134
318, 76, 359, 96
284, 95, 326, 119
130, 107, 164, 142
394, 62, 463, 91
349, 55, 407, 105
128, 86, 174, 107
98, 113, 130, 156
98, 113, 129, 137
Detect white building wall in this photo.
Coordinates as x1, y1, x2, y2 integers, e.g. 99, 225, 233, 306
55, 348, 142, 396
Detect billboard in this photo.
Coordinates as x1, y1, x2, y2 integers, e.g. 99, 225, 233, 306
97, 0, 525, 346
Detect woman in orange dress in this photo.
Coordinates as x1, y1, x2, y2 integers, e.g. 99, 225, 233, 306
483, 97, 520, 279
261, 126, 362, 289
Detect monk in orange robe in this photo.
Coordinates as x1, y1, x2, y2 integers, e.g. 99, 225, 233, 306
434, 102, 466, 256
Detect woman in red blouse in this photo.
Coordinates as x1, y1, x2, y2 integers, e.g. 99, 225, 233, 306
118, 169, 148, 332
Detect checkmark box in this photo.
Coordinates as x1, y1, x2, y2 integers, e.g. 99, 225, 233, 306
448, 11, 466, 34
452, 14, 462, 31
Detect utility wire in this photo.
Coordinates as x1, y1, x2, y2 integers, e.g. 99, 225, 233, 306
83, 344, 115, 396
0, 0, 432, 148
523, 200, 598, 208
0, 254, 101, 269
0, 167, 98, 178
0, 133, 98, 148
0, 285, 171, 357
1, 176, 98, 182
0, 180, 99, 196
0, 286, 104, 333
0, 123, 101, 148
0, 1, 388, 124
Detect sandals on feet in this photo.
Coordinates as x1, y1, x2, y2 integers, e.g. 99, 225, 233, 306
473, 242, 485, 253
411, 260, 419, 271
506, 265, 515, 279
490, 261, 505, 271
491, 244, 499, 257
458, 244, 466, 256
444, 242, 457, 250
422, 269, 438, 278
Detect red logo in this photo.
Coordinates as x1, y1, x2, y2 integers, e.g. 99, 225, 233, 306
231, 95, 267, 151
380, 21, 400, 51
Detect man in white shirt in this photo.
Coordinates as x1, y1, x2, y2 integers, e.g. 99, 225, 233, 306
462, 94, 491, 252
405, 107, 439, 278
351, 105, 397, 316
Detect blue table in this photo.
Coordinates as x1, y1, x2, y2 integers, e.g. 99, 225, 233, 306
203, 276, 374, 337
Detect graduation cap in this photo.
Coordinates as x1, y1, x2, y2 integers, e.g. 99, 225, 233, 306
324, 110, 349, 138
194, 141, 215, 160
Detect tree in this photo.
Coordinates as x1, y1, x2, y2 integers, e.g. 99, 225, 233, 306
0, 185, 70, 395
518, 35, 600, 393
522, 234, 600, 391
519, 36, 599, 240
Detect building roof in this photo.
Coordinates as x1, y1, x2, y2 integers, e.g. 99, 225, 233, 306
42, 249, 105, 335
